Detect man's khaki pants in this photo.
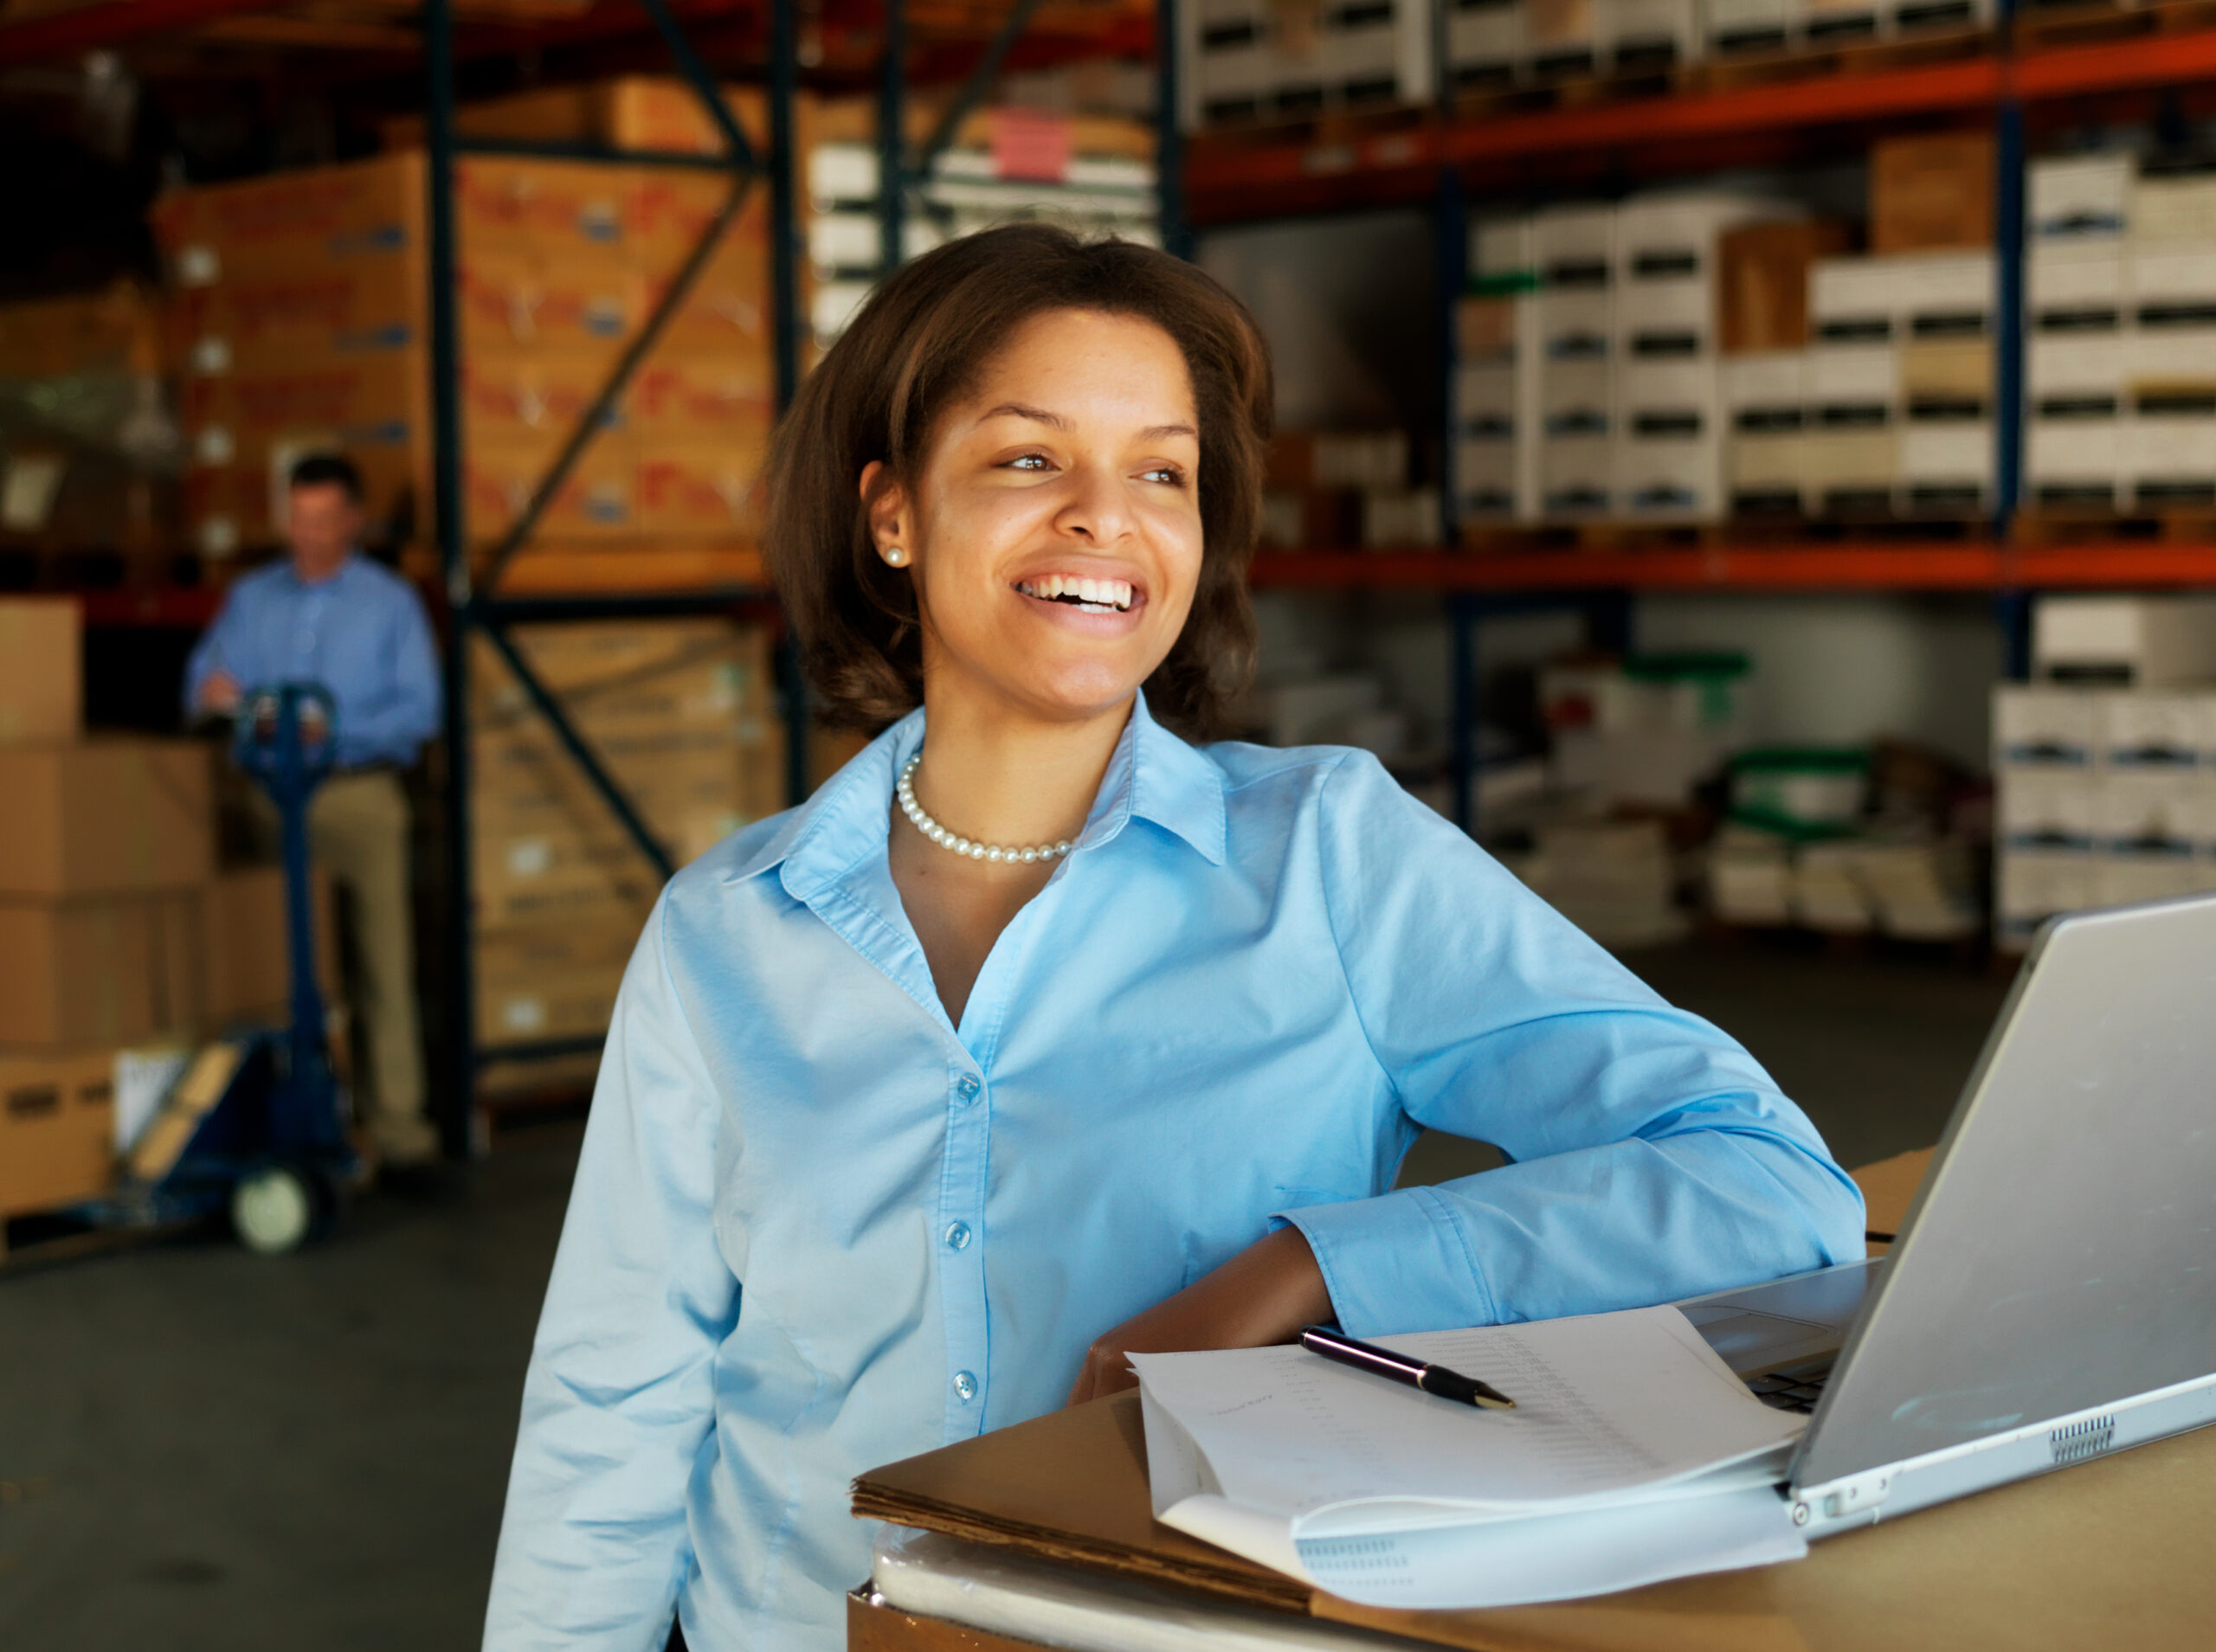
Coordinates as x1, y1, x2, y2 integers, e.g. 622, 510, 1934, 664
256, 770, 436, 1166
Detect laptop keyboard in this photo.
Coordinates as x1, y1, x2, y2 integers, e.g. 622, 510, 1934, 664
1745, 1359, 1836, 1414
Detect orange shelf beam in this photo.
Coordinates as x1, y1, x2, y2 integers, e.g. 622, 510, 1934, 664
1249, 543, 2216, 593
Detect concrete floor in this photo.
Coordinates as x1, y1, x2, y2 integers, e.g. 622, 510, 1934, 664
0, 940, 2010, 1651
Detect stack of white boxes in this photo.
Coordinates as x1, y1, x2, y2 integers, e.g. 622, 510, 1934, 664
1736, 247, 1994, 518
804, 112, 1159, 350
1993, 597, 2216, 950
1457, 191, 1789, 524
1182, 0, 1432, 128
2027, 153, 2216, 514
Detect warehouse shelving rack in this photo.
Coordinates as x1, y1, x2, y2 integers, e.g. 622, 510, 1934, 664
1181, 3, 2216, 830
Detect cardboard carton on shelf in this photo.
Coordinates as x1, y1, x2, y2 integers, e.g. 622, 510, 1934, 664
0, 740, 215, 897
636, 439, 771, 538
380, 78, 771, 162
462, 436, 642, 543
471, 621, 775, 732
0, 1049, 116, 1219
1871, 132, 1995, 255
0, 890, 203, 1048
476, 960, 629, 1046
151, 154, 423, 287
0, 598, 82, 744
0, 280, 165, 380
200, 865, 344, 1028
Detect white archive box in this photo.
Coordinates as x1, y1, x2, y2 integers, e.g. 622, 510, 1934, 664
2129, 243, 2216, 309
2027, 334, 2125, 403
1540, 434, 1614, 514
1720, 350, 1807, 417
1998, 768, 2097, 850
1601, 0, 1703, 71
1541, 357, 1614, 434
2026, 415, 2121, 508
2125, 330, 2216, 395
1706, 0, 1799, 52
1535, 202, 1617, 283
2033, 595, 2216, 686
1456, 436, 1520, 518
1315, 0, 1433, 107
1471, 215, 1536, 279
1894, 250, 1994, 323
1618, 277, 1711, 354
1811, 256, 1902, 336
2030, 154, 2134, 241
1997, 848, 2095, 923
2123, 412, 2216, 509
1447, 0, 1526, 89
1807, 341, 1899, 409
1994, 684, 2099, 766
1729, 429, 1807, 511
1887, 0, 1990, 33
2029, 243, 2126, 318
1802, 427, 1897, 512
1615, 431, 1722, 517
2129, 170, 2216, 242
1800, 0, 1883, 42
2091, 854, 2215, 910
1619, 353, 1717, 416
1457, 360, 1519, 433
1897, 421, 1993, 515
1525, 0, 1601, 78
1536, 288, 1614, 358
2095, 769, 2204, 852
2097, 690, 2212, 766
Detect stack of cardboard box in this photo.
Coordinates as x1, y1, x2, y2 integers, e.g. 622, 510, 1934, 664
154, 78, 776, 574
468, 617, 785, 1082
0, 281, 181, 574
0, 597, 342, 1223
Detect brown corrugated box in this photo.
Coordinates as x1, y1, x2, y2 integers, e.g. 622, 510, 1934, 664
201, 865, 343, 1027
0, 739, 215, 897
1717, 221, 1854, 353
0, 1049, 116, 1218
0, 892, 203, 1047
0, 598, 82, 744
0, 280, 164, 380
1871, 132, 1994, 254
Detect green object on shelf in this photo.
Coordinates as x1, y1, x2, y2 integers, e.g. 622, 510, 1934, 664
1468, 270, 1541, 298
1728, 747, 1871, 842
1625, 652, 1751, 729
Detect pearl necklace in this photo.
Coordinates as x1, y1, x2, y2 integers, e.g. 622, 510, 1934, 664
897, 754, 1074, 865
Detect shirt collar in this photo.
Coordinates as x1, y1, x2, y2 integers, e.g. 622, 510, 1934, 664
730, 690, 1228, 901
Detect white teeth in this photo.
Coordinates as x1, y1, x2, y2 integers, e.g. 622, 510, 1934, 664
1020, 575, 1135, 610
1081, 578, 1102, 604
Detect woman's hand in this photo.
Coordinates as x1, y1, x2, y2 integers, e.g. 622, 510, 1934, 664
1065, 1225, 1334, 1406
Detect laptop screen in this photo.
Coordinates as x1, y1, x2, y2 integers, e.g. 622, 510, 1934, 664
1795, 894, 2216, 1489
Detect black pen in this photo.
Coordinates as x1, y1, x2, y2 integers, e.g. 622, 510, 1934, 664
1299, 1325, 1517, 1411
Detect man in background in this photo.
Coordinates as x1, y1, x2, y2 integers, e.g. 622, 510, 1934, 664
185, 452, 445, 1177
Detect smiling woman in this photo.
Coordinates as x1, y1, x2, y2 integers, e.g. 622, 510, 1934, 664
482, 225, 1867, 1652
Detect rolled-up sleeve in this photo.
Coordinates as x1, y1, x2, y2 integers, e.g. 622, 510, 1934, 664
484, 895, 739, 1649
1281, 752, 1865, 1338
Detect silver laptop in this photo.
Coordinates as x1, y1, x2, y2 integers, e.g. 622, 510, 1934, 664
1676, 890, 2216, 1536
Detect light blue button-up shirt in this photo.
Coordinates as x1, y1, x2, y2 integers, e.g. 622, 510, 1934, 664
485, 693, 1864, 1650
183, 554, 441, 768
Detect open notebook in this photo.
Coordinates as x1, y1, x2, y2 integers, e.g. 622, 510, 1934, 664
1132, 1305, 1808, 1610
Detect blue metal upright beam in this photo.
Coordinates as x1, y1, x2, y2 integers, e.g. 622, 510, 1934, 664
770, 0, 810, 806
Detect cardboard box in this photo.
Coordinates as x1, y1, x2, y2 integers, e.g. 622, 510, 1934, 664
382, 78, 769, 162
2097, 691, 2208, 768
1998, 770, 2096, 851
476, 960, 628, 1045
1993, 685, 2097, 767
2030, 154, 2132, 241
0, 281, 164, 379
1717, 222, 1852, 353
2033, 595, 2216, 687
636, 440, 770, 537
1871, 132, 1995, 254
200, 865, 343, 1026
0, 891, 202, 1047
472, 620, 774, 730
0, 1049, 115, 1217
0, 598, 81, 744
151, 154, 423, 287
2095, 770, 2201, 854
0, 740, 215, 897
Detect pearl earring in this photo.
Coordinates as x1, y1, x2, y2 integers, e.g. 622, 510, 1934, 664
881, 545, 909, 567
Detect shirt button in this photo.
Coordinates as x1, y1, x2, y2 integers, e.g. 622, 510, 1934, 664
955, 1075, 982, 1103
952, 1371, 978, 1403
944, 1221, 971, 1251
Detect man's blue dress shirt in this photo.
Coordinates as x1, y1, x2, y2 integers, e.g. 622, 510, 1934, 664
484, 692, 1864, 1650
183, 554, 442, 768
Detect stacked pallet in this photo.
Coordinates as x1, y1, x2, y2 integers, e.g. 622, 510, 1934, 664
467, 617, 785, 1090
154, 78, 776, 581
0, 597, 338, 1223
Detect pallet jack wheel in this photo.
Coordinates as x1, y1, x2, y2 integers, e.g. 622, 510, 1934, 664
231, 1163, 335, 1256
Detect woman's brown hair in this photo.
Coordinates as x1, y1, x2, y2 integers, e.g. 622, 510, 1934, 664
762, 222, 1272, 740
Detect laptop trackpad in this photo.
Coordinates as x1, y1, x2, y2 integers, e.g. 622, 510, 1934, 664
1681, 1260, 1884, 1376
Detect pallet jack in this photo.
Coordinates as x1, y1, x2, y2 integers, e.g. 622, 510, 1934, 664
107, 683, 363, 1255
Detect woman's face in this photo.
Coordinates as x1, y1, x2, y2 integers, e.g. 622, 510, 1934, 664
866, 306, 1204, 728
